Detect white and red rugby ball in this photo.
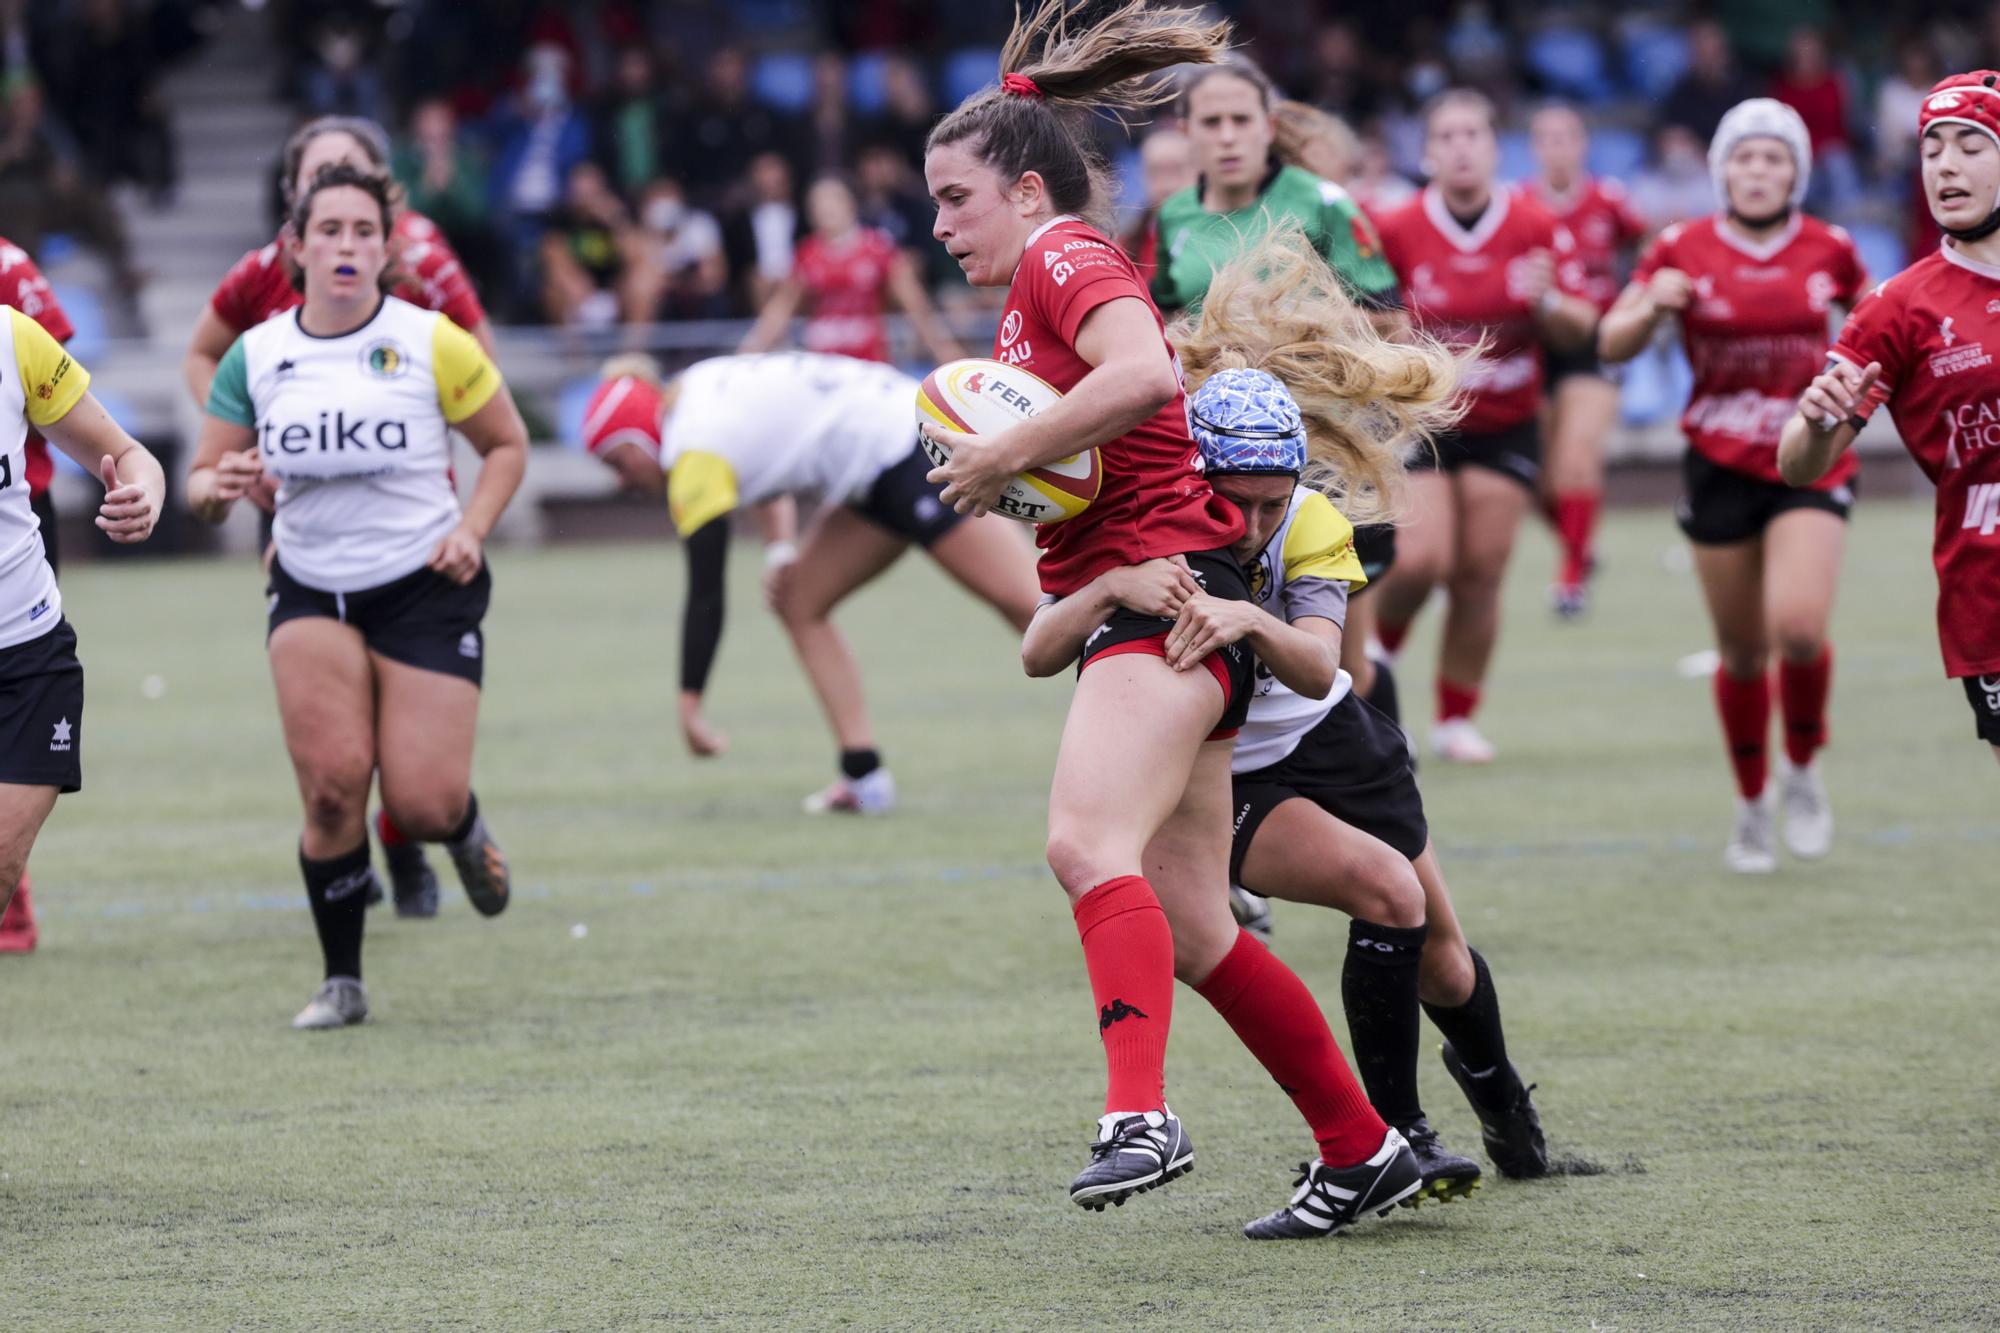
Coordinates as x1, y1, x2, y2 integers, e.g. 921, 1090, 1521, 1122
915, 358, 1101, 524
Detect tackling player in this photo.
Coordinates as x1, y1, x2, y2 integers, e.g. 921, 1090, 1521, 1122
1523, 103, 1649, 617
580, 350, 1040, 813
182, 115, 494, 918
1601, 100, 1867, 873
1781, 72, 2000, 773
186, 166, 527, 1030
1371, 89, 1597, 763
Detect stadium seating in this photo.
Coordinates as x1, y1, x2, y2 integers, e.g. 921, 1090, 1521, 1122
752, 50, 817, 112
1524, 26, 1613, 104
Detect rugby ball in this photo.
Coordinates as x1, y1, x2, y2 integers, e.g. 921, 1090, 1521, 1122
915, 358, 1101, 524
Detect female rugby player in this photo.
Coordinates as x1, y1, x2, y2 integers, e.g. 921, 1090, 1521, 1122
739, 174, 964, 366
0, 296, 165, 937
183, 115, 494, 917
581, 349, 1040, 813
1524, 103, 1649, 618
1601, 100, 1867, 873
1781, 72, 2000, 775
922, 0, 1460, 1235
1371, 89, 1597, 764
187, 166, 527, 1030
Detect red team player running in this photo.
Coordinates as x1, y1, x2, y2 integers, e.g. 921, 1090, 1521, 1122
1601, 100, 1867, 873
1523, 103, 1650, 617
1371, 89, 1597, 763
921, 1, 1426, 1232
1782, 72, 2000, 770
181, 115, 491, 918
0, 237, 72, 952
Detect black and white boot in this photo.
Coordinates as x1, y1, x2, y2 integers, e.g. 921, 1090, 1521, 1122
1242, 1127, 1423, 1239
1399, 1117, 1483, 1202
1069, 1107, 1194, 1210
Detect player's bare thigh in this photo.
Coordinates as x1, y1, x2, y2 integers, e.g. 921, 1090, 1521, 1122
0, 782, 59, 912
372, 653, 479, 841
269, 617, 376, 854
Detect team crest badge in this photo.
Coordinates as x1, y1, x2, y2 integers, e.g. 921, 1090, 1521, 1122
361, 339, 407, 379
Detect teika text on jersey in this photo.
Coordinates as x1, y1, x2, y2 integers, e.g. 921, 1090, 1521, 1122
259, 412, 409, 454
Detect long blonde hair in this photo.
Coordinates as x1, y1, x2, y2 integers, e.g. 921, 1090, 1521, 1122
927, 1, 1232, 229
1170, 224, 1469, 523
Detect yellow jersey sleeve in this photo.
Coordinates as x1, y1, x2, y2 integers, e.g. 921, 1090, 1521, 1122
11, 307, 89, 427
432, 315, 501, 424
1281, 490, 1368, 593
667, 451, 741, 537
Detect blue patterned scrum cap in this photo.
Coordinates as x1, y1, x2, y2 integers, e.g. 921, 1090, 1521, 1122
1188, 367, 1307, 477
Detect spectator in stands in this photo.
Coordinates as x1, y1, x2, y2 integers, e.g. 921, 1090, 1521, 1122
300, 14, 387, 124
38, 0, 176, 202
593, 45, 664, 203
1121, 127, 1194, 281
0, 73, 143, 303
394, 98, 499, 295
1771, 26, 1857, 215
864, 56, 934, 172
803, 53, 864, 179
487, 42, 593, 318
669, 46, 801, 206
853, 142, 928, 254
722, 150, 801, 312
540, 160, 657, 330
1304, 21, 1385, 125
1875, 34, 1940, 262
1630, 124, 1716, 229
636, 175, 729, 320
738, 173, 962, 366
1662, 20, 1754, 143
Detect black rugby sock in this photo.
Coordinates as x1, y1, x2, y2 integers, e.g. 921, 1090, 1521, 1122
446, 791, 480, 845
840, 748, 882, 781
1341, 919, 1429, 1128
1423, 947, 1523, 1106
1365, 656, 1402, 727
301, 840, 371, 980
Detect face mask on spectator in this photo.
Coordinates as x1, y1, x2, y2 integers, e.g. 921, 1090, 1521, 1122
645, 199, 687, 232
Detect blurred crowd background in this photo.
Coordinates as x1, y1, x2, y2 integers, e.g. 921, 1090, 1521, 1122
0, 0, 1989, 533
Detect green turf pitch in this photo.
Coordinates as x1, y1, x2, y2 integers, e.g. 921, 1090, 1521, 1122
3, 500, 1996, 1331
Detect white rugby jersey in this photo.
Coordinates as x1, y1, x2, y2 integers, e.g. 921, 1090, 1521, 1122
655, 352, 920, 537
1231, 485, 1368, 774
0, 308, 83, 649
206, 296, 500, 592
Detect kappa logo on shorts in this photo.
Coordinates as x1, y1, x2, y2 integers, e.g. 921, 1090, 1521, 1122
48, 717, 71, 753
458, 632, 481, 659
1981, 675, 2000, 714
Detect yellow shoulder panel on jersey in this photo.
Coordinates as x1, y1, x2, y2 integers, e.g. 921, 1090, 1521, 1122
432, 315, 502, 424
1281, 490, 1367, 592
11, 307, 90, 428
667, 450, 741, 537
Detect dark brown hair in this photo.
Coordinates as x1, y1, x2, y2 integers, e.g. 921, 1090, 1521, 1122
284, 163, 401, 295
927, 0, 1231, 227
1422, 87, 1499, 136
1178, 58, 1276, 114
280, 115, 392, 206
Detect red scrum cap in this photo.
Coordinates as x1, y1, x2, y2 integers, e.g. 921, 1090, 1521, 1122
581, 373, 665, 463
1919, 73, 2000, 239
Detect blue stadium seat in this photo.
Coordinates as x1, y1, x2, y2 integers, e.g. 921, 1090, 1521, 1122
1846, 221, 1910, 285
1498, 129, 1537, 184
1618, 340, 1693, 428
1525, 27, 1613, 104
751, 51, 815, 113
1621, 23, 1691, 100
847, 52, 890, 116
556, 376, 600, 452
1112, 146, 1144, 217
1587, 127, 1648, 182
943, 49, 1001, 106
47, 283, 108, 364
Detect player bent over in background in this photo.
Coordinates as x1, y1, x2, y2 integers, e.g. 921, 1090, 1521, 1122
187, 166, 527, 1029
0, 311, 166, 931
1601, 100, 1866, 873
1781, 71, 2000, 774
582, 350, 1039, 813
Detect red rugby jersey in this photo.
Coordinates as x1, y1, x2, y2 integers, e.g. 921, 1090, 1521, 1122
1523, 176, 1647, 311
0, 236, 74, 496
997, 216, 1241, 596
1828, 241, 2000, 678
1633, 214, 1867, 488
208, 210, 487, 335
1375, 187, 1587, 435
793, 228, 898, 363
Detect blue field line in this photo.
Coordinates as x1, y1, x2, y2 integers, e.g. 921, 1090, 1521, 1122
28, 820, 2000, 924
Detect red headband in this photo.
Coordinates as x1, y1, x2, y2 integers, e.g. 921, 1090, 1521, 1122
1001, 72, 1043, 100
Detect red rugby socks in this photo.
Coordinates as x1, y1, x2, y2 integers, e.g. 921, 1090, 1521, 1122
1437, 677, 1482, 723
1778, 648, 1832, 766
1071, 875, 1176, 1113
1376, 617, 1411, 658
1714, 668, 1771, 799
1195, 929, 1388, 1168
1554, 490, 1601, 587
376, 809, 411, 850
